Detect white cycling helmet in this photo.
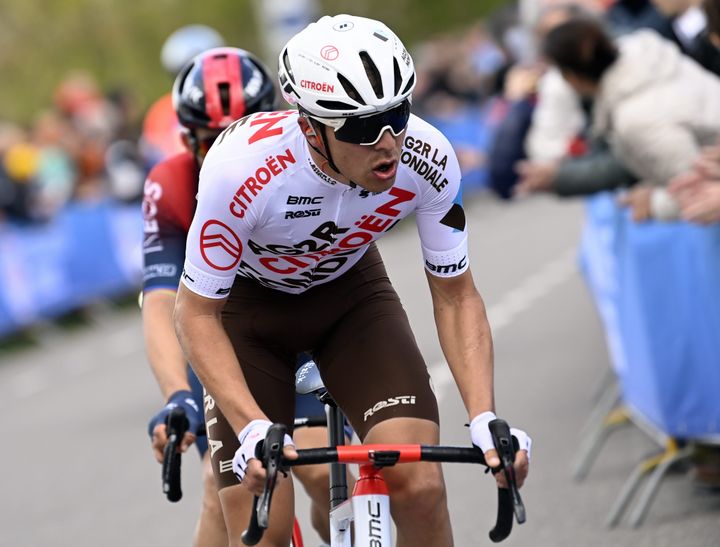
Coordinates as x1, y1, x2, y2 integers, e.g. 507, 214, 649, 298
278, 14, 416, 118
161, 24, 225, 76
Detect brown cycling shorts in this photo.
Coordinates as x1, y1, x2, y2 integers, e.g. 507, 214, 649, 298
204, 243, 439, 489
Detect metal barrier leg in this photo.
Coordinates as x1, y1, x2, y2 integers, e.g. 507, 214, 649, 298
591, 367, 617, 404
573, 404, 629, 481
579, 380, 619, 437
627, 442, 694, 528
605, 449, 665, 528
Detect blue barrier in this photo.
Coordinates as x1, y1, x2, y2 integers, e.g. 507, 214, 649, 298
0, 200, 142, 336
580, 193, 720, 440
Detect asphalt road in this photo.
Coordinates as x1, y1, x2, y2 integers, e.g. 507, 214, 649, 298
1, 193, 718, 547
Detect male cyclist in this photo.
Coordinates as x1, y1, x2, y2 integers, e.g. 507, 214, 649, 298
141, 25, 225, 169
142, 47, 341, 546
174, 15, 532, 547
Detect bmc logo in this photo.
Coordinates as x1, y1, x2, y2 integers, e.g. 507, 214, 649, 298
364, 395, 416, 421
425, 256, 467, 275
287, 195, 323, 205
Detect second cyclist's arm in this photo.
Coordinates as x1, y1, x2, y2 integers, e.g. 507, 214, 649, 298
173, 283, 267, 433
426, 268, 495, 419
143, 289, 192, 398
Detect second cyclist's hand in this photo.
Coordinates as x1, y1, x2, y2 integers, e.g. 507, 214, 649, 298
232, 420, 296, 495
470, 412, 532, 489
148, 390, 202, 462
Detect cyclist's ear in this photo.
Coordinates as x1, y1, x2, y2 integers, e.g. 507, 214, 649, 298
299, 116, 317, 139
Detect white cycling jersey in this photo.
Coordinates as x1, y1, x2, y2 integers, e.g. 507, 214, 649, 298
182, 110, 469, 297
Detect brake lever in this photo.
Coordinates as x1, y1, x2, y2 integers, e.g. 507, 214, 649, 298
255, 424, 287, 528
489, 419, 526, 524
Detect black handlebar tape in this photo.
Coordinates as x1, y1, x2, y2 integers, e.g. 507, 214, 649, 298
489, 488, 514, 543
241, 496, 263, 545
162, 407, 189, 502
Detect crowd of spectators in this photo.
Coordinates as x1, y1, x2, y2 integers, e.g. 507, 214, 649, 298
0, 71, 146, 225
481, 0, 720, 490
486, 0, 720, 227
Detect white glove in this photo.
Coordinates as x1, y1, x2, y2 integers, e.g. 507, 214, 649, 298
232, 419, 294, 483
470, 412, 532, 461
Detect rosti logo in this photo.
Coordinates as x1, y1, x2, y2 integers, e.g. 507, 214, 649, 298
200, 220, 242, 271
320, 45, 339, 61
300, 80, 335, 93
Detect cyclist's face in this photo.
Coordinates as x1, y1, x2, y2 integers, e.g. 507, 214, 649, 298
320, 122, 405, 193
183, 127, 222, 165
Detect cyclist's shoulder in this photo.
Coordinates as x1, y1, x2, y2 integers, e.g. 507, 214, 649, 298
208, 110, 302, 159
145, 152, 197, 229
148, 151, 197, 179
400, 114, 461, 196
201, 110, 304, 180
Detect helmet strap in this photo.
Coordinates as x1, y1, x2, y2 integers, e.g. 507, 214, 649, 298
309, 120, 358, 188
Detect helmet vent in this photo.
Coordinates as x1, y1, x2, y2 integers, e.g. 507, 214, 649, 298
282, 50, 296, 84
337, 73, 366, 106
316, 100, 359, 112
218, 83, 231, 115
393, 58, 402, 96
359, 51, 383, 99
401, 72, 415, 95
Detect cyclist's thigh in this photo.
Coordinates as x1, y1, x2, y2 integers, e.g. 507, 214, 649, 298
203, 343, 295, 490
315, 257, 438, 440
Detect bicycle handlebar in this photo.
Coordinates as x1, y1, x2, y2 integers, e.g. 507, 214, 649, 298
161, 406, 189, 502
241, 419, 526, 545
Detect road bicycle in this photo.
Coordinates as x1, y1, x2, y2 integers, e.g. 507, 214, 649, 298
241, 361, 526, 546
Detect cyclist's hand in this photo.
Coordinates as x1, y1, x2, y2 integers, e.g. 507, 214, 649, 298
147, 390, 203, 462
470, 412, 532, 489
232, 420, 296, 495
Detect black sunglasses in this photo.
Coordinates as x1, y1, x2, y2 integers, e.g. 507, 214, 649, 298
313, 100, 411, 146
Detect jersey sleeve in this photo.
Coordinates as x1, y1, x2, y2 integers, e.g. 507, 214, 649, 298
181, 159, 252, 299
414, 135, 469, 278
142, 164, 190, 294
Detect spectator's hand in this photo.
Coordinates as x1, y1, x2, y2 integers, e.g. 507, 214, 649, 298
668, 170, 703, 196
669, 169, 720, 224
694, 155, 720, 180
513, 160, 558, 196
618, 185, 653, 221
503, 65, 542, 101
676, 180, 720, 224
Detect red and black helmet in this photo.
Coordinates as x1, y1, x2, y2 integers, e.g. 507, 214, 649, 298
172, 47, 276, 130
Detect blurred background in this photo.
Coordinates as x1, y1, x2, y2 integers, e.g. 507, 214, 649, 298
1, 0, 720, 545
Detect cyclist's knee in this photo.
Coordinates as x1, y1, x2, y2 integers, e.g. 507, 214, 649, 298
293, 463, 329, 499
384, 462, 447, 514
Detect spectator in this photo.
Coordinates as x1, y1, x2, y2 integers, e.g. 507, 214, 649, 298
542, 18, 720, 219
651, 0, 720, 74
667, 0, 720, 225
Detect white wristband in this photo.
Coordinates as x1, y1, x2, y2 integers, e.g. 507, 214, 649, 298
469, 411, 497, 454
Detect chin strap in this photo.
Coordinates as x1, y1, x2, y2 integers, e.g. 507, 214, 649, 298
307, 119, 358, 188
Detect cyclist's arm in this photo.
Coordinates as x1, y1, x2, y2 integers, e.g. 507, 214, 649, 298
142, 289, 191, 398
425, 269, 495, 420
174, 283, 267, 434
